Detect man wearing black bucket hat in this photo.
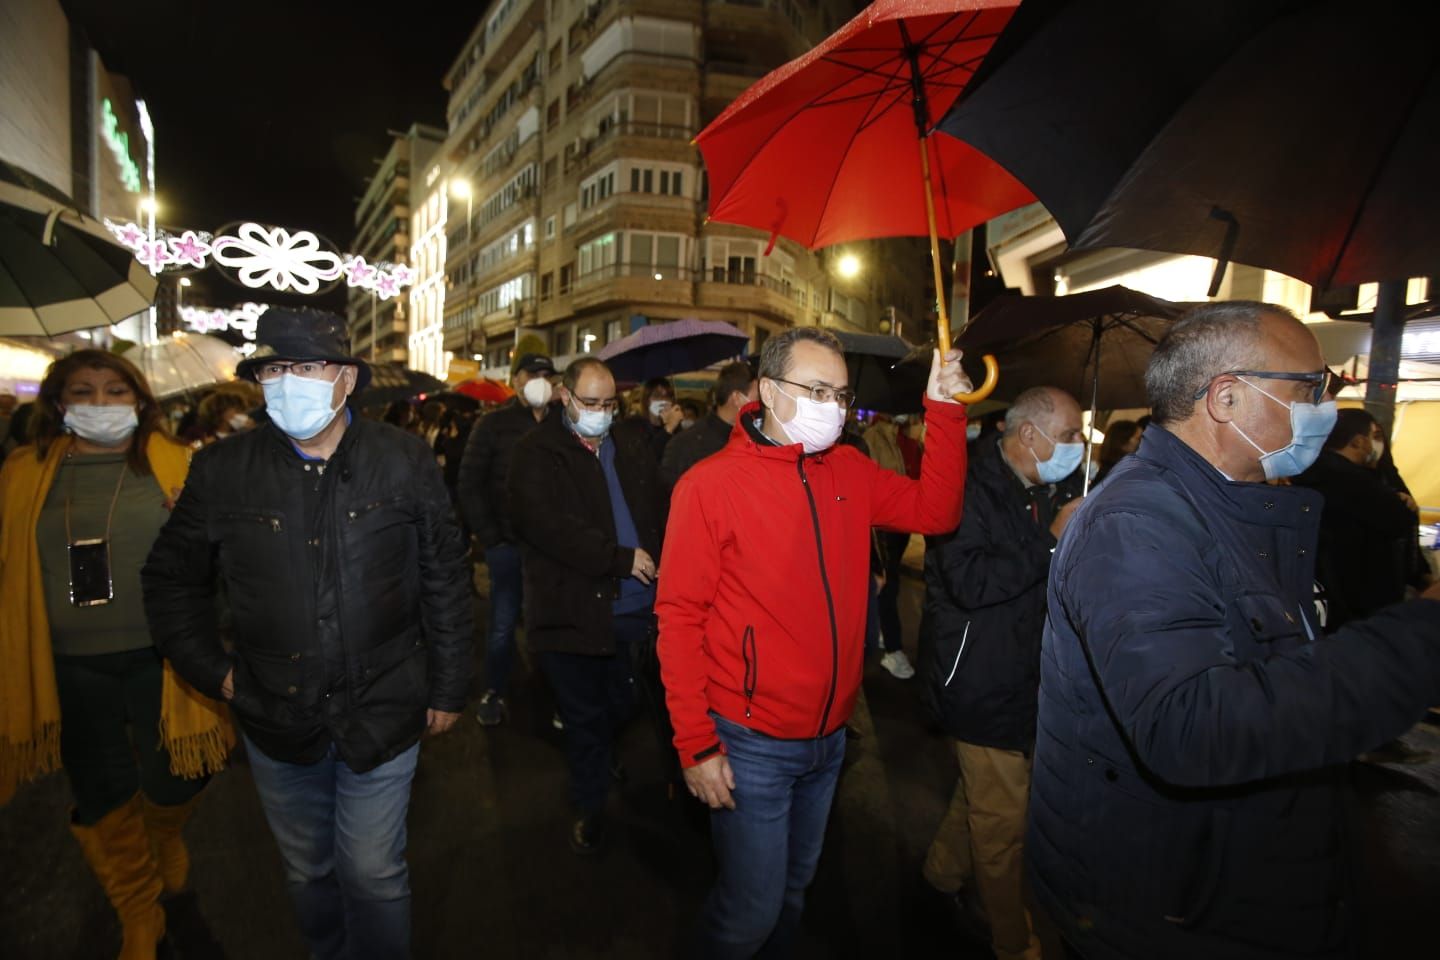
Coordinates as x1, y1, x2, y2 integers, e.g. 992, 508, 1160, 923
143, 307, 473, 960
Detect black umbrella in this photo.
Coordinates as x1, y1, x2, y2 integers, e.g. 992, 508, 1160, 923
938, 0, 1439, 292
959, 285, 1189, 489
0, 159, 158, 335
360, 363, 447, 405
831, 331, 930, 415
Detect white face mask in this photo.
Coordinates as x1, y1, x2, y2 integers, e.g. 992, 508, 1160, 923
771, 386, 846, 454
227, 413, 253, 432
522, 377, 553, 408
649, 399, 672, 419
64, 404, 139, 447
1367, 438, 1385, 465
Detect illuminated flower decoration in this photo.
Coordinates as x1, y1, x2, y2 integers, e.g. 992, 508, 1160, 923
390, 265, 415, 286
373, 272, 401, 300
107, 220, 147, 249
136, 239, 174, 271
345, 256, 377, 288
169, 231, 212, 269
211, 223, 344, 295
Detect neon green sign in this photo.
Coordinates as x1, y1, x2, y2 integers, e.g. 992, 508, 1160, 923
100, 98, 142, 193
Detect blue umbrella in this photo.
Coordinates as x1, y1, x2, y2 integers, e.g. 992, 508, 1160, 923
596, 318, 749, 382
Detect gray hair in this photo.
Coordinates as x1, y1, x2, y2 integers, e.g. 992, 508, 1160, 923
1002, 387, 1058, 438
1145, 300, 1285, 424
758, 326, 843, 381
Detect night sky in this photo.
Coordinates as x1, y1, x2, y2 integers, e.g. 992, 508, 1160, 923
62, 0, 479, 254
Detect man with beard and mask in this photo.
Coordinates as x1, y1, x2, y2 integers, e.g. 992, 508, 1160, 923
1029, 301, 1440, 960
143, 308, 473, 960
507, 356, 664, 854
919, 385, 1085, 960
657, 325, 974, 957
458, 352, 558, 726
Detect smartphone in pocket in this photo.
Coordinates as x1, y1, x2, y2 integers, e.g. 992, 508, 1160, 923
68, 538, 113, 607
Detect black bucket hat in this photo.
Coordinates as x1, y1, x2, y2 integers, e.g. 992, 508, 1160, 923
236, 307, 371, 391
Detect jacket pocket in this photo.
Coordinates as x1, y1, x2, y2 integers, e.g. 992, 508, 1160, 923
742, 626, 757, 719
1233, 591, 1309, 652
232, 643, 305, 722
352, 630, 428, 711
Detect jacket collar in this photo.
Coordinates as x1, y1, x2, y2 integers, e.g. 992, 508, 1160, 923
1137, 424, 1322, 527
731, 401, 827, 463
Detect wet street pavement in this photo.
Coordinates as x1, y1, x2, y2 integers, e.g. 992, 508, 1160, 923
3, 557, 1438, 958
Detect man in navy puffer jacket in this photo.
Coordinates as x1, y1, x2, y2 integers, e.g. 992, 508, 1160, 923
1029, 301, 1440, 960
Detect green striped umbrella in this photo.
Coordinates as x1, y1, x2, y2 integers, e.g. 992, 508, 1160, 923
0, 160, 157, 336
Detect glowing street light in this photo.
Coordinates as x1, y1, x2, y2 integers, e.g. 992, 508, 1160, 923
139, 197, 160, 216
836, 253, 862, 279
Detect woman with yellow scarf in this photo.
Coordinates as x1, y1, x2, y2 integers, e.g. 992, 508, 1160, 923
0, 349, 232, 959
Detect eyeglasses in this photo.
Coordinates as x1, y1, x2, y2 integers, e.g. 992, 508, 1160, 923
1194, 369, 1334, 405
571, 394, 619, 413
770, 377, 856, 410
254, 360, 343, 384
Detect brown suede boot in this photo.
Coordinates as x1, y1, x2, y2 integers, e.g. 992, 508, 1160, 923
70, 794, 167, 959
141, 794, 202, 894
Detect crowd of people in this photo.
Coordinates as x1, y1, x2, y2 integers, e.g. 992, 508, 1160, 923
0, 299, 1437, 960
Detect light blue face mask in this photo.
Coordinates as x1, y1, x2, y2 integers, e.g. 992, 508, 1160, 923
568, 399, 613, 439
1231, 378, 1337, 481
1030, 424, 1085, 484
262, 373, 344, 441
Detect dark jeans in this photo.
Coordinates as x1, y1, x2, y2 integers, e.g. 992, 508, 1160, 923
876, 531, 909, 653
54, 647, 207, 825
540, 613, 646, 815
483, 542, 524, 695
244, 736, 419, 960
697, 713, 847, 959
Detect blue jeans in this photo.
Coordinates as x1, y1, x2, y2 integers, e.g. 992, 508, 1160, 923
540, 613, 646, 815
697, 713, 846, 959
483, 542, 524, 695
244, 736, 419, 960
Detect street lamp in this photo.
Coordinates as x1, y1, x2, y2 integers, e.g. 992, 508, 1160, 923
836, 253, 862, 279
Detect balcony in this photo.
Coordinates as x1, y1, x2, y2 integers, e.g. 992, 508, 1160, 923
482, 0, 543, 80
570, 262, 696, 312
696, 269, 806, 324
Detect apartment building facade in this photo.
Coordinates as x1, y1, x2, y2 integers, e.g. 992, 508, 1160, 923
437, 0, 928, 375
348, 123, 444, 364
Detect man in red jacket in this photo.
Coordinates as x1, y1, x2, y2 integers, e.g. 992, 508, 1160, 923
657, 326, 972, 957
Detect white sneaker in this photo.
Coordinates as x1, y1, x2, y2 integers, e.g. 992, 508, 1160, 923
880, 650, 916, 680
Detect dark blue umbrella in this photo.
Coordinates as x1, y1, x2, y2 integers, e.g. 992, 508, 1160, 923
831, 330, 929, 414
596, 319, 749, 382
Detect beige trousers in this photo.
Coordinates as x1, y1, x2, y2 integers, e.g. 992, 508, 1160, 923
923, 741, 1042, 960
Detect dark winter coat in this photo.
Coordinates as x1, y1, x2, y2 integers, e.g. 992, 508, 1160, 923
458, 399, 553, 548
142, 417, 474, 772
919, 437, 1079, 750
1029, 425, 1440, 960
659, 412, 732, 492
1294, 450, 1419, 628
507, 413, 664, 655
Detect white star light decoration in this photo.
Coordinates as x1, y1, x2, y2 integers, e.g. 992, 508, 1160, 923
103, 219, 413, 300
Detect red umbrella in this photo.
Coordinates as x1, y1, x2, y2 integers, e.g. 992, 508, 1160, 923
696, 0, 1033, 402
454, 378, 515, 404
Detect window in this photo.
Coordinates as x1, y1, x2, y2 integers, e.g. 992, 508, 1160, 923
560, 261, 574, 293
605, 318, 624, 344
477, 273, 534, 315
555, 325, 573, 355
580, 168, 616, 209
478, 164, 537, 226
577, 232, 618, 277
548, 41, 563, 74
475, 220, 535, 277
546, 98, 561, 129
628, 232, 686, 280
540, 272, 554, 300
544, 156, 558, 184
627, 163, 688, 197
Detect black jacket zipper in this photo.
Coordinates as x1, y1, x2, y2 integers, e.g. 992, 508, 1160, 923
742, 625, 757, 718
797, 457, 840, 737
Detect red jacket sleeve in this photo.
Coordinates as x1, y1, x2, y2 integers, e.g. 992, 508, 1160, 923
655, 473, 726, 768
869, 397, 967, 534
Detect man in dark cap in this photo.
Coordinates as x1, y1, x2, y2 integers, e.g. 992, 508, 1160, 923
143, 307, 473, 960
458, 351, 557, 726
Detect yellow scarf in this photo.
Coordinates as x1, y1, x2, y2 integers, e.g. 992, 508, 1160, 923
0, 434, 234, 804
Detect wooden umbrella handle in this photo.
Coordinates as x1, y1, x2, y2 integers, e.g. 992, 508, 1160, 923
921, 136, 999, 405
